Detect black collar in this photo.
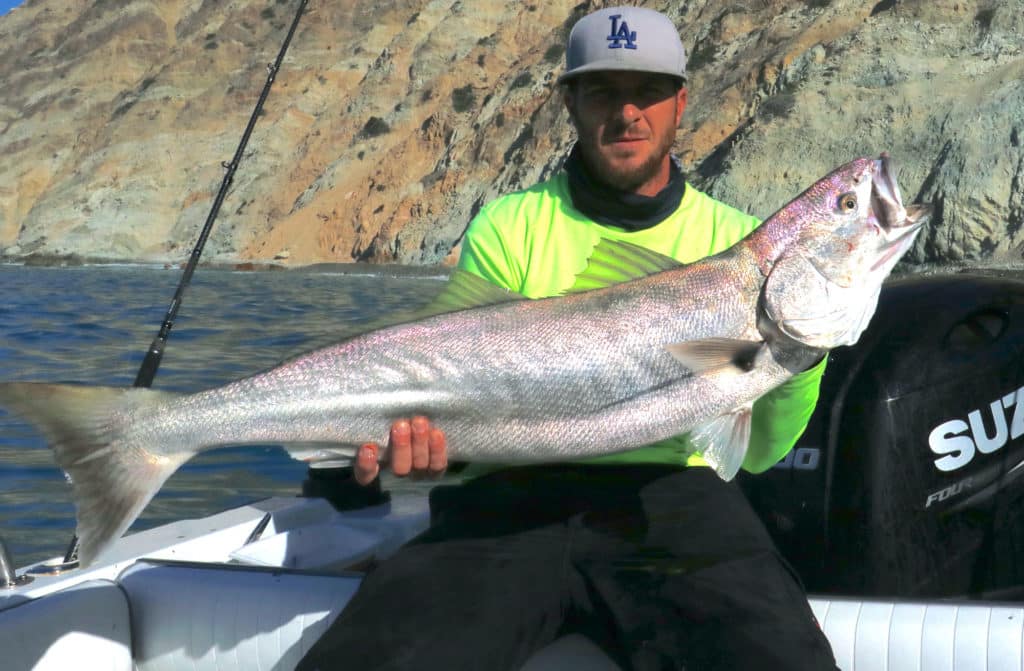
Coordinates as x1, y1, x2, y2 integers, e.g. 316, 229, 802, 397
565, 144, 686, 232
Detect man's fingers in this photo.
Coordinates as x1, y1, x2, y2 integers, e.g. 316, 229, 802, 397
384, 417, 446, 479
389, 419, 413, 476
428, 428, 447, 475
354, 443, 380, 486
410, 416, 431, 470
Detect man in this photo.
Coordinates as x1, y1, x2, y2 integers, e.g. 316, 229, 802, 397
299, 7, 836, 670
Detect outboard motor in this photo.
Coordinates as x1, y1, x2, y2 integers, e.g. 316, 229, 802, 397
741, 272, 1024, 599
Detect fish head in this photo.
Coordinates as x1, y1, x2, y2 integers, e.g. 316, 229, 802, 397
798, 154, 929, 286
760, 154, 931, 349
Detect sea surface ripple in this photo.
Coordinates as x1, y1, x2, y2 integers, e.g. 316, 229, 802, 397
0, 264, 445, 567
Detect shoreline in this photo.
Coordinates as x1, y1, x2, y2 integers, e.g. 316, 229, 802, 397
3, 253, 1023, 281
0, 253, 454, 278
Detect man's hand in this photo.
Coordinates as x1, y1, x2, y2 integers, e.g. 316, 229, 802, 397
353, 416, 447, 486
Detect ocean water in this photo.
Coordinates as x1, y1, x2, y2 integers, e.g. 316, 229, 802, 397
0, 263, 447, 567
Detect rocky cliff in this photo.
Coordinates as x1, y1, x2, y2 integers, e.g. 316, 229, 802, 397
0, 0, 1021, 267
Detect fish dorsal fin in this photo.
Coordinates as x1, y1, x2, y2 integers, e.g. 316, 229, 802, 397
279, 270, 525, 362
565, 238, 683, 293
344, 269, 525, 334
425, 268, 525, 314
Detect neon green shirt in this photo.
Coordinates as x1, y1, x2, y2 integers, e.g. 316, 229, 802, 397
457, 171, 826, 474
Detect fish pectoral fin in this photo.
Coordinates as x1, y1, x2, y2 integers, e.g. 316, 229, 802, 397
564, 238, 684, 293
283, 442, 359, 468
690, 403, 753, 481
665, 339, 767, 374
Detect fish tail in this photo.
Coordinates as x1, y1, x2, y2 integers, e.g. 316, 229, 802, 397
0, 381, 188, 566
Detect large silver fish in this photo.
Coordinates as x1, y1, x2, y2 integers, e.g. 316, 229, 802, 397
0, 155, 929, 566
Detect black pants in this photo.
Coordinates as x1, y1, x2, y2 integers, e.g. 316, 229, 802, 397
297, 465, 837, 671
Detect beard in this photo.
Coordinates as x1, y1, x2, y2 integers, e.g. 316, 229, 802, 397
581, 142, 670, 192
571, 113, 677, 193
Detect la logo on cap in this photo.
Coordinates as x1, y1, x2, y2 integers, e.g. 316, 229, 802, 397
606, 14, 637, 50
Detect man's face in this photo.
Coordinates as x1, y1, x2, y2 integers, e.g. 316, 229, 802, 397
564, 71, 687, 196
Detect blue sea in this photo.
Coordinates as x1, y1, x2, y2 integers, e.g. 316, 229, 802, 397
0, 263, 447, 568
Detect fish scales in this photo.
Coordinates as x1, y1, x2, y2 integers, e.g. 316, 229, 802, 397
147, 255, 763, 463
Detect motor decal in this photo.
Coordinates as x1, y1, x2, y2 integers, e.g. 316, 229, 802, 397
924, 477, 974, 508
928, 384, 1024, 472
773, 447, 821, 471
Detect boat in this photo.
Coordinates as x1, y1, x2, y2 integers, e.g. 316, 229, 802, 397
3, 271, 1024, 670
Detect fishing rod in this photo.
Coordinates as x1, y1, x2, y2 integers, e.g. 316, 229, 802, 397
60, 0, 310, 566
134, 0, 309, 387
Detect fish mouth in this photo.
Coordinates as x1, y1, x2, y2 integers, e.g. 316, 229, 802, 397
869, 154, 931, 271
870, 216, 925, 271
871, 153, 930, 231
870, 153, 905, 230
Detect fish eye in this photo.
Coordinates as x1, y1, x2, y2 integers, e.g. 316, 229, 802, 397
837, 193, 858, 212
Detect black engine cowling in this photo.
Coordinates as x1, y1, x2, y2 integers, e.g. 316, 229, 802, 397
740, 272, 1024, 599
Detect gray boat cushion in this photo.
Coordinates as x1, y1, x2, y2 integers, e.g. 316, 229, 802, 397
0, 579, 132, 671
120, 559, 626, 671
811, 595, 1024, 670
120, 560, 360, 671
115, 560, 1024, 670
520, 634, 622, 670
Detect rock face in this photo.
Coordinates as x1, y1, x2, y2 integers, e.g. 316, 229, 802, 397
0, 0, 1022, 267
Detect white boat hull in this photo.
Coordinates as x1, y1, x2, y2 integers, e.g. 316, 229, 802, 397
3, 495, 1023, 671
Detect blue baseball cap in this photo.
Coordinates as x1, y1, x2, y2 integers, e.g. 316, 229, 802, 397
558, 7, 688, 85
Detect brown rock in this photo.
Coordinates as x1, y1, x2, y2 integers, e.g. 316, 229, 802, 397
0, 0, 1022, 268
